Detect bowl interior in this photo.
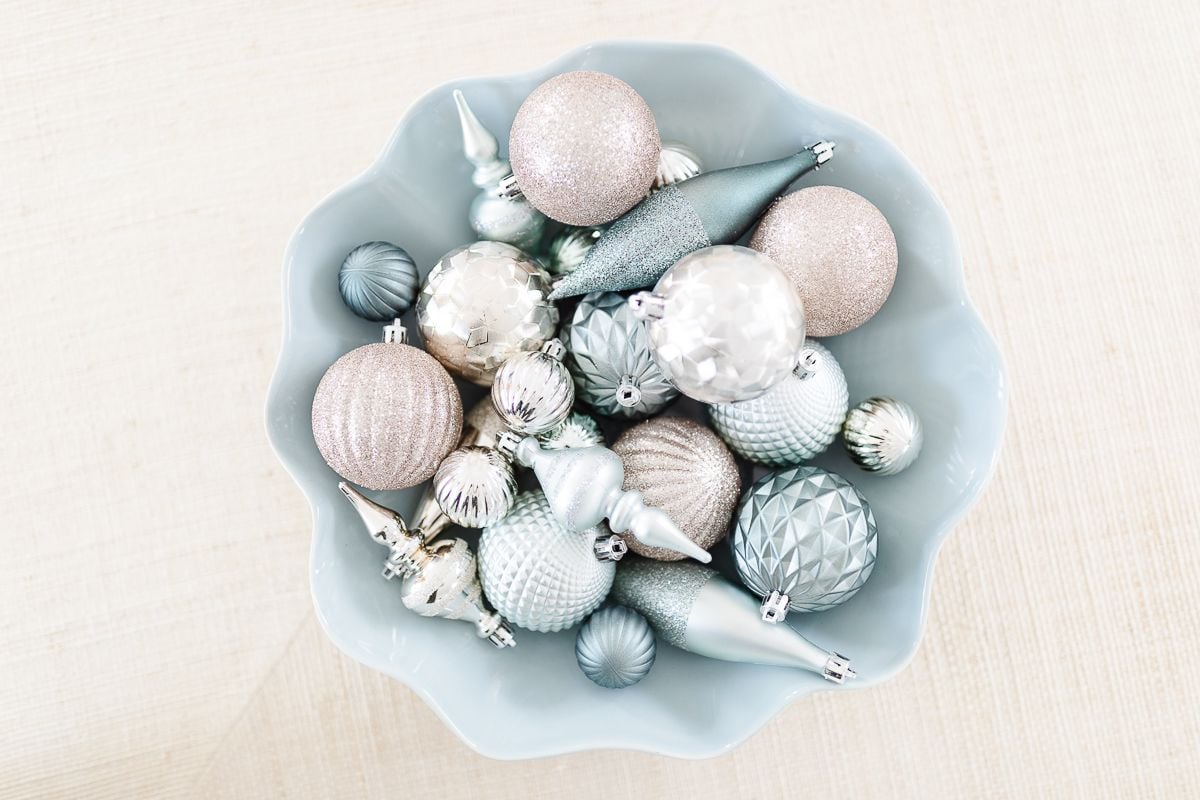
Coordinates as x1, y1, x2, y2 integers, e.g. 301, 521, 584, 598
266, 41, 1005, 759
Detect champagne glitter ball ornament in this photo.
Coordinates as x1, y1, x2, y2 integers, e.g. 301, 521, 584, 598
749, 186, 898, 337
504, 71, 661, 226
652, 142, 703, 191
491, 340, 574, 436
733, 466, 878, 623
630, 245, 806, 404
478, 490, 616, 632
575, 606, 656, 689
708, 340, 849, 467
416, 241, 558, 386
538, 411, 605, 451
612, 417, 740, 561
433, 446, 517, 528
337, 242, 421, 322
544, 226, 604, 277
311, 323, 463, 491
843, 397, 923, 475
564, 291, 678, 419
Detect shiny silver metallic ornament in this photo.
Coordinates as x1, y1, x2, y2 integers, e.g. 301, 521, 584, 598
491, 340, 574, 436
337, 241, 420, 322
612, 417, 740, 561
550, 142, 834, 299
575, 605, 656, 688
478, 490, 616, 632
564, 291, 678, 419
652, 141, 702, 191
630, 245, 806, 404
538, 411, 605, 451
416, 241, 558, 386
433, 445, 517, 528
611, 559, 855, 683
311, 322, 463, 490
733, 466, 878, 623
543, 226, 604, 277
708, 340, 849, 466
843, 397, 923, 476
339, 482, 514, 648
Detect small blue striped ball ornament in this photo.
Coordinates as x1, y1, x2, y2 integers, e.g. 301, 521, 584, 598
338, 241, 420, 321
575, 605, 656, 689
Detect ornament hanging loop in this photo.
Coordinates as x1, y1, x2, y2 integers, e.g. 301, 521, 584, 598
793, 347, 821, 381
628, 292, 666, 321
615, 374, 643, 408
811, 140, 836, 165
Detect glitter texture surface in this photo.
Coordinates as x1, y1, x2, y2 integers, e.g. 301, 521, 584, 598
749, 186, 898, 337
610, 559, 717, 649
311, 341, 463, 490
508, 71, 660, 226
612, 417, 740, 560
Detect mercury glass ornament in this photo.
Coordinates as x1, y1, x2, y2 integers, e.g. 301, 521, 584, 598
538, 412, 605, 451
491, 340, 574, 436
544, 226, 604, 277
611, 559, 855, 683
843, 397, 923, 476
337, 242, 421, 322
416, 241, 558, 386
612, 417, 740, 561
478, 490, 616, 632
708, 340, 849, 467
504, 71, 661, 226
564, 291, 678, 419
575, 606, 656, 689
311, 322, 462, 491
750, 186, 898, 337
433, 446, 517, 528
652, 142, 702, 191
630, 245, 806, 404
733, 466, 878, 623
339, 483, 514, 648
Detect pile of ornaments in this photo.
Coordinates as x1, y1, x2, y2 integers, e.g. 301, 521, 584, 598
312, 71, 924, 690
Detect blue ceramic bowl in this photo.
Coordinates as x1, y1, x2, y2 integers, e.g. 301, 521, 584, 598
266, 41, 1006, 759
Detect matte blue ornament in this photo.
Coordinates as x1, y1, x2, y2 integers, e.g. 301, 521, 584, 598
575, 605, 656, 689
338, 241, 420, 321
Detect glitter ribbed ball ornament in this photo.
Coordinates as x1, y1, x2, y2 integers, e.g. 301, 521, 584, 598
565, 291, 678, 419
749, 186, 898, 337
630, 245, 806, 404
538, 411, 605, 451
337, 242, 420, 322
478, 490, 616, 632
843, 397, 923, 476
506, 71, 660, 226
575, 606, 656, 689
612, 417, 740, 561
652, 142, 702, 191
708, 340, 849, 467
733, 466, 878, 623
311, 323, 462, 491
416, 241, 558, 386
544, 226, 604, 277
433, 446, 517, 528
491, 340, 574, 436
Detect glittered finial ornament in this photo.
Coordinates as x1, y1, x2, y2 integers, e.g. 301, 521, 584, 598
611, 559, 855, 683
550, 142, 834, 299
652, 142, 702, 191
733, 466, 878, 623
575, 606, 656, 689
538, 411, 605, 451
491, 340, 574, 436
543, 226, 604, 277
416, 241, 558, 386
337, 242, 421, 322
339, 482, 514, 648
843, 397, 923, 475
708, 340, 849, 466
749, 186, 898, 337
311, 322, 463, 490
630, 245, 806, 404
612, 417, 740, 561
503, 71, 661, 226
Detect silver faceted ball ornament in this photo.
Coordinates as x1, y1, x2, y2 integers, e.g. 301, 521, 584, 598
433, 445, 517, 528
575, 605, 656, 689
708, 340, 849, 467
843, 397, 923, 476
538, 411, 605, 451
337, 241, 420, 322
491, 340, 574, 435
544, 226, 604, 277
416, 241, 558, 386
733, 466, 878, 622
652, 142, 702, 191
630, 245, 806, 404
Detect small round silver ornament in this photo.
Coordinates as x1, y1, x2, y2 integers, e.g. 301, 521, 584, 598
337, 242, 420, 322
565, 291, 678, 419
491, 340, 574, 436
544, 226, 604, 276
733, 466, 878, 623
708, 340, 849, 467
575, 605, 656, 689
843, 397, 923, 476
538, 411, 605, 451
630, 245, 806, 404
433, 445, 517, 528
416, 240, 558, 386
652, 142, 702, 191
478, 490, 616, 632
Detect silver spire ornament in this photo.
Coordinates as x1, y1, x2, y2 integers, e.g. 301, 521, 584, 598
611, 559, 855, 683
339, 482, 515, 648
337, 241, 420, 322
575, 606, 656, 689
843, 397, 923, 476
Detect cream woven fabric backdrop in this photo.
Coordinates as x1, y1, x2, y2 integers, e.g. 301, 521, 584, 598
3, 1, 1198, 797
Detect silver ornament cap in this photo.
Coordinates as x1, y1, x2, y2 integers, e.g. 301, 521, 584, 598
575, 605, 656, 689
843, 397, 923, 475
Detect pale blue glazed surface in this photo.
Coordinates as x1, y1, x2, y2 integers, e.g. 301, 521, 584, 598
265, 41, 1006, 760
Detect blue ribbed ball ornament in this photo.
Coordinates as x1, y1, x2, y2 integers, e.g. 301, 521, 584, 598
575, 605, 656, 689
338, 241, 420, 321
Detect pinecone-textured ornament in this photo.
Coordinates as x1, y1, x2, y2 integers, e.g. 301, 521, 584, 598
733, 466, 878, 623
708, 340, 849, 467
538, 412, 605, 451
843, 397, 923, 476
478, 490, 616, 632
575, 605, 656, 689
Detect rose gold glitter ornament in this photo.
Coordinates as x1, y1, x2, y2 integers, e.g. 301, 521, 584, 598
749, 186, 898, 337
505, 71, 660, 226
311, 322, 463, 491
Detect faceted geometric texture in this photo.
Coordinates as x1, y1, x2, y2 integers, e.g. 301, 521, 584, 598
733, 466, 878, 613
